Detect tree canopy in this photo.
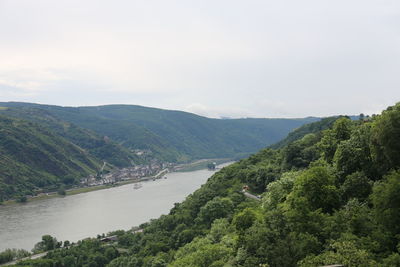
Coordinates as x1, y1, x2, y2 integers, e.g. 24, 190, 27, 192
8, 103, 400, 267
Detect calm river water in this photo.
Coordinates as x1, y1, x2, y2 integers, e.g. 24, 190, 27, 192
0, 164, 230, 251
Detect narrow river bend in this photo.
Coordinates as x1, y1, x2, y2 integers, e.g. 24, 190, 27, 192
0, 164, 230, 251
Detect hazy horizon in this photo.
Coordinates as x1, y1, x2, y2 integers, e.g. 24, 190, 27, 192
0, 100, 370, 120
1, 0, 399, 118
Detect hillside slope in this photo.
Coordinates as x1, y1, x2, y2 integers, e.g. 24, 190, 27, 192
0, 107, 144, 167
0, 102, 319, 162
269, 116, 339, 149
15, 103, 400, 267
0, 116, 101, 201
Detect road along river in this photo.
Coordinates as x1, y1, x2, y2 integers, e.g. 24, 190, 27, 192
0, 163, 232, 251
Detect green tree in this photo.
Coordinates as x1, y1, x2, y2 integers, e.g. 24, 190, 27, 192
196, 197, 234, 226
333, 124, 373, 180
245, 165, 280, 193
319, 117, 353, 163
381, 253, 400, 267
207, 218, 231, 243
57, 185, 66, 196
17, 195, 27, 203
332, 117, 353, 140
232, 208, 260, 233
62, 255, 76, 266
105, 246, 119, 261
340, 171, 372, 202
299, 240, 377, 267
282, 134, 320, 170
287, 166, 339, 213
32, 235, 60, 253
108, 256, 141, 267
326, 200, 375, 240
371, 171, 400, 236
170, 238, 233, 267
262, 171, 297, 210
370, 103, 400, 173
0, 249, 15, 264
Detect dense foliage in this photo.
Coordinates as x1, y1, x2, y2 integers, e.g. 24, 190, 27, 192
0, 249, 30, 265
0, 107, 144, 167
7, 103, 400, 266
270, 116, 339, 149
0, 102, 316, 201
0, 116, 101, 201
0, 102, 318, 162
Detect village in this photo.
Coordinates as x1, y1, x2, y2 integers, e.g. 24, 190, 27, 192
80, 160, 174, 187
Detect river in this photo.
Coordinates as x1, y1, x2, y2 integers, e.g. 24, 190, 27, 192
0, 163, 231, 252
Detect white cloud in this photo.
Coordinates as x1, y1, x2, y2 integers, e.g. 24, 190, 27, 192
0, 0, 399, 117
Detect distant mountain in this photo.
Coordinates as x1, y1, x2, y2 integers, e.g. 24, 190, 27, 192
269, 115, 363, 149
0, 115, 101, 201
0, 102, 320, 162
19, 103, 400, 267
0, 102, 322, 200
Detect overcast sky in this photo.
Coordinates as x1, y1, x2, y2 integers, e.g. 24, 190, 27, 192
0, 0, 399, 118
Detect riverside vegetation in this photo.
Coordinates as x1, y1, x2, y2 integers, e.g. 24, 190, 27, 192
0, 102, 317, 202
4, 103, 400, 266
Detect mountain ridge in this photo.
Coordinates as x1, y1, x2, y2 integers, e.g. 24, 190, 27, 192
0, 102, 320, 162
0, 115, 101, 201
10, 103, 400, 266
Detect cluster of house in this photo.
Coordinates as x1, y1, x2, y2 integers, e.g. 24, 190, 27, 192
80, 161, 173, 187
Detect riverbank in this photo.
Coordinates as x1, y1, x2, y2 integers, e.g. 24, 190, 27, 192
1, 172, 166, 206
0, 159, 231, 206
0, 165, 231, 252
173, 158, 232, 172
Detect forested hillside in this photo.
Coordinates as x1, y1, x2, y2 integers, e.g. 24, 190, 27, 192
0, 116, 101, 202
11, 103, 400, 267
0, 107, 144, 167
0, 102, 319, 162
269, 116, 339, 149
0, 102, 318, 202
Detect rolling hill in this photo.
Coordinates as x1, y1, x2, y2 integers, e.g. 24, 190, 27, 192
0, 115, 101, 201
0, 102, 321, 201
13, 103, 400, 267
0, 102, 320, 162
0, 107, 144, 167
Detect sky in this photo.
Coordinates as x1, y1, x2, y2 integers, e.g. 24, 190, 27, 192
0, 0, 399, 118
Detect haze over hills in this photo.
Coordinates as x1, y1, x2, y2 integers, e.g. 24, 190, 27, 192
0, 1, 398, 265
0, 102, 319, 162
0, 102, 321, 201
7, 103, 400, 266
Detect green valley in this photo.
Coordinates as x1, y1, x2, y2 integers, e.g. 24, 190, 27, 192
1, 2, 397, 266
0, 102, 319, 162
7, 103, 400, 267
0, 102, 318, 202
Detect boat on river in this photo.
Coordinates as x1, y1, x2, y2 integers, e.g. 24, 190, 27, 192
133, 183, 142, 189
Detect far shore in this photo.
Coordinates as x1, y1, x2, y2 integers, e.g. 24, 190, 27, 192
0, 158, 233, 206
1, 169, 169, 206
